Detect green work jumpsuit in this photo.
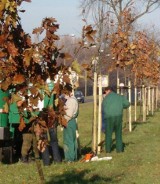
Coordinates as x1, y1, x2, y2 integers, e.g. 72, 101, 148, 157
102, 92, 130, 153
63, 97, 79, 162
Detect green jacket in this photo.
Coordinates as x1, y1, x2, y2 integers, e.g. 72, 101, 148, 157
43, 94, 54, 108
102, 92, 130, 119
0, 89, 9, 127
0, 89, 9, 108
9, 102, 20, 124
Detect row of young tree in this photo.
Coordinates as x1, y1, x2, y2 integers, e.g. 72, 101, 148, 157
79, 0, 160, 153
80, 0, 160, 85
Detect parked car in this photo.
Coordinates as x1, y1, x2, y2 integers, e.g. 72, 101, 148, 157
74, 90, 85, 103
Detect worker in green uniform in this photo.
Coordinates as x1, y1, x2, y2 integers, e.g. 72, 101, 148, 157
28, 78, 61, 165
102, 86, 130, 153
62, 85, 79, 162
40, 78, 61, 165
20, 85, 45, 163
8, 84, 40, 163
8, 93, 24, 158
20, 107, 40, 163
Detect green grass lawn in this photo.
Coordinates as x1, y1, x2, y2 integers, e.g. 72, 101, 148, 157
0, 102, 160, 184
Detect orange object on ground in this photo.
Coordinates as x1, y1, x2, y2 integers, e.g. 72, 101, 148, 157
85, 153, 93, 161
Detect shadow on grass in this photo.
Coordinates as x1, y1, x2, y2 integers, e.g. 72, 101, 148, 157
123, 121, 150, 132
46, 169, 124, 184
131, 121, 150, 131
109, 141, 134, 153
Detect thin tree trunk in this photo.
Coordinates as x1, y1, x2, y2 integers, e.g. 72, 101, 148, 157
151, 87, 154, 115
142, 85, 146, 122
92, 71, 97, 153
117, 68, 120, 94
128, 79, 132, 132
134, 86, 137, 122
84, 70, 87, 97
35, 159, 45, 184
155, 86, 158, 110
148, 86, 151, 114
97, 75, 102, 154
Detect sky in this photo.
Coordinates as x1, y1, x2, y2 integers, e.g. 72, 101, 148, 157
139, 8, 160, 31
19, 0, 160, 39
19, 0, 84, 38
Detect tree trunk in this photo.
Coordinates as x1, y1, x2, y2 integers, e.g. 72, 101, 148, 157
97, 75, 102, 154
92, 71, 97, 153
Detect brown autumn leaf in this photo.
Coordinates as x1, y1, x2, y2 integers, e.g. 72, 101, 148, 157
49, 17, 57, 23
6, 15, 12, 25
58, 115, 67, 127
29, 86, 39, 96
29, 96, 39, 106
143, 70, 152, 77
38, 120, 47, 128
53, 81, 61, 95
0, 51, 7, 58
48, 110, 56, 128
18, 117, 26, 132
86, 30, 97, 37
48, 25, 59, 33
0, 2, 5, 12
8, 56, 17, 66
23, 48, 33, 67
130, 43, 136, 50
125, 59, 134, 66
84, 25, 92, 32
1, 81, 11, 91
42, 85, 50, 96
6, 42, 18, 57
32, 27, 44, 34
12, 74, 25, 85
0, 73, 4, 81
50, 34, 60, 40
0, 34, 7, 45
32, 50, 41, 63
85, 34, 94, 42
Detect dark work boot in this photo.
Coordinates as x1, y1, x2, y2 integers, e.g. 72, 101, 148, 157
21, 156, 28, 163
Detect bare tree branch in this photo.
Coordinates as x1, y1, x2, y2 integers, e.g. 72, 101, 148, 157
80, 0, 160, 25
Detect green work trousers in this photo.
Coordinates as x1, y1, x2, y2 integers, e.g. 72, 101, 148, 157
63, 119, 77, 162
21, 133, 39, 159
105, 115, 123, 153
